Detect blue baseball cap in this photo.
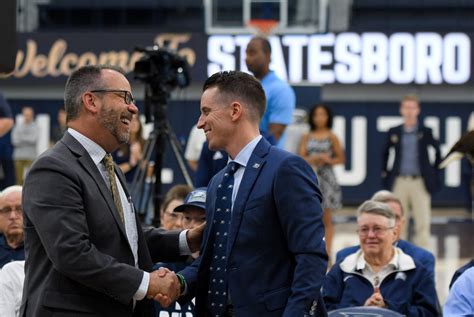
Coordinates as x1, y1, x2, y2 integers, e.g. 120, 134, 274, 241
174, 187, 207, 212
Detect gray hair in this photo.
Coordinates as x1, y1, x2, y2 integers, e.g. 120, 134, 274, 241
0, 185, 22, 199
371, 190, 404, 216
64, 65, 125, 122
357, 200, 396, 227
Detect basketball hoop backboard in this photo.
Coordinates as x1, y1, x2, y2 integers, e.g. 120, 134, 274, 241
205, 0, 328, 35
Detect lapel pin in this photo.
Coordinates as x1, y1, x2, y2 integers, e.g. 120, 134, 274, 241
252, 163, 260, 169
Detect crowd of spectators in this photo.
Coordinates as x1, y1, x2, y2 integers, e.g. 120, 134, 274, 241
0, 34, 471, 316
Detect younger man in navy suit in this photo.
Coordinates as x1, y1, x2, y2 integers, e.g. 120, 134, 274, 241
158, 71, 327, 317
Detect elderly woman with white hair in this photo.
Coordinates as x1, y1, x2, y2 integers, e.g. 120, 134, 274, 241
322, 200, 438, 316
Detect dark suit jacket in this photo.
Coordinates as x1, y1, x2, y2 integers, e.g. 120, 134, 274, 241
21, 132, 181, 317
180, 138, 328, 317
335, 239, 436, 282
382, 124, 441, 194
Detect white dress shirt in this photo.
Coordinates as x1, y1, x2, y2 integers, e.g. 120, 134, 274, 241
68, 128, 148, 300
229, 135, 262, 208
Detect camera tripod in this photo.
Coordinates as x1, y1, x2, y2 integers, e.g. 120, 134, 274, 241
130, 93, 193, 227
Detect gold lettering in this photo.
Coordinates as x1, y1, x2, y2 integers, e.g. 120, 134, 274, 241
155, 33, 191, 51
47, 39, 67, 77
5, 33, 195, 79
31, 54, 49, 77
154, 34, 195, 66
60, 53, 78, 75
0, 51, 24, 78
178, 48, 196, 66
98, 51, 130, 70
14, 40, 37, 78
77, 52, 98, 68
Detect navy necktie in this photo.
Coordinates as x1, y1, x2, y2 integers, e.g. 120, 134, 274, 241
208, 161, 240, 316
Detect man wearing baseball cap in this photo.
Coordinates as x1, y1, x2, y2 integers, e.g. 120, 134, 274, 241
174, 187, 207, 258
154, 187, 207, 316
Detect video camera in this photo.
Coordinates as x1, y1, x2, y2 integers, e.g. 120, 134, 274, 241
134, 45, 190, 92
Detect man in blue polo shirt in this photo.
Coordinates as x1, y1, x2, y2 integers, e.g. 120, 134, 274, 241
245, 36, 295, 148
0, 185, 25, 268
444, 267, 474, 316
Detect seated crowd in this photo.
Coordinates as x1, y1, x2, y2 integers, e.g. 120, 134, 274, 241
0, 183, 472, 316
324, 200, 438, 316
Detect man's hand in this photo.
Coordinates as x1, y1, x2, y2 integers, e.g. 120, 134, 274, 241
364, 287, 386, 308
147, 267, 181, 307
186, 222, 206, 253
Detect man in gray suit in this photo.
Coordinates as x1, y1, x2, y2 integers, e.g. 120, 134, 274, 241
21, 65, 197, 316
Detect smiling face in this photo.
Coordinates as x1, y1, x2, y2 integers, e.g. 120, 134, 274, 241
358, 213, 396, 258
96, 70, 138, 146
197, 87, 234, 152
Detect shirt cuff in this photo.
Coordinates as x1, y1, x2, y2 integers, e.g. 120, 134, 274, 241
133, 271, 149, 300
179, 229, 192, 255
182, 278, 189, 296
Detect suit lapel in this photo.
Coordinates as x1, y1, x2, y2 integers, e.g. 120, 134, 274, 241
227, 138, 270, 256
61, 132, 128, 238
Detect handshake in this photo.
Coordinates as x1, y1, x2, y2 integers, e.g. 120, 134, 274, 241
146, 267, 182, 307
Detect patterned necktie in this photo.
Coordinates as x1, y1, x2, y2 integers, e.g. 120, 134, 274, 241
208, 161, 240, 316
103, 154, 125, 224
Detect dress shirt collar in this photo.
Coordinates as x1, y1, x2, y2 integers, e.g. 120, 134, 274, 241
403, 123, 418, 133
230, 135, 262, 168
67, 128, 107, 165
355, 247, 399, 272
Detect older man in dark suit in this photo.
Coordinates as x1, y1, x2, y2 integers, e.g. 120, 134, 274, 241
21, 65, 199, 316
162, 71, 328, 317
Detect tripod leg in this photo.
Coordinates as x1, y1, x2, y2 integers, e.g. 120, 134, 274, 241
166, 121, 194, 187
131, 131, 158, 225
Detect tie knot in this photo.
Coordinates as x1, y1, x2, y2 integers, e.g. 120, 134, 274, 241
225, 161, 240, 176
103, 153, 114, 168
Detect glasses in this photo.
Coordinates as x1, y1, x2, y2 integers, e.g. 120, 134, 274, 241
0, 205, 23, 216
357, 226, 394, 237
90, 89, 135, 105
